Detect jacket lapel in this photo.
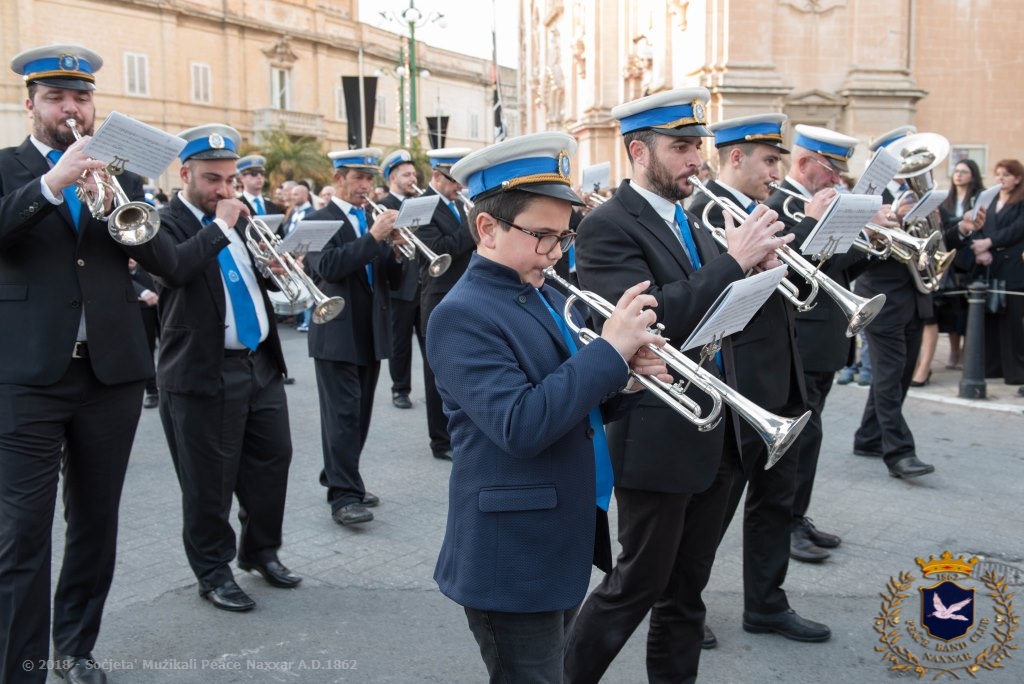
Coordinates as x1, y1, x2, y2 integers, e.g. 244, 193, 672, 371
15, 137, 80, 233
170, 197, 227, 320
618, 181, 694, 276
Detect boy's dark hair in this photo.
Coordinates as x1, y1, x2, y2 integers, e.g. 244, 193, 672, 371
468, 189, 540, 244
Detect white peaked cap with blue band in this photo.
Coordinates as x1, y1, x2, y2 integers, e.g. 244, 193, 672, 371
427, 147, 473, 170
10, 43, 103, 91
710, 113, 790, 152
380, 149, 413, 179
177, 124, 241, 162
329, 148, 382, 171
792, 124, 859, 172
450, 132, 582, 205
611, 87, 712, 138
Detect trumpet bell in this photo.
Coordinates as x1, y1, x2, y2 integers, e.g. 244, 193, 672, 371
765, 410, 812, 469
312, 296, 346, 324
108, 201, 160, 246
846, 292, 887, 338
428, 254, 452, 277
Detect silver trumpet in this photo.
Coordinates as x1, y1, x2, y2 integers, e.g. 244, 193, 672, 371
411, 183, 427, 196
457, 189, 475, 213
244, 216, 345, 324
362, 193, 452, 277
689, 175, 885, 337
544, 268, 809, 468
65, 118, 160, 245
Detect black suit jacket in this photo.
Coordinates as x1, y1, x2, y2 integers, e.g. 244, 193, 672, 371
952, 197, 1024, 289
380, 192, 420, 302
416, 187, 474, 299
304, 201, 402, 364
575, 180, 745, 494
0, 137, 159, 386
688, 180, 807, 414
240, 194, 284, 220
143, 196, 286, 396
767, 181, 867, 372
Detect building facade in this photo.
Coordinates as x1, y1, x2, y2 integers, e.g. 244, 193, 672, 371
519, 0, 1023, 188
0, 0, 518, 189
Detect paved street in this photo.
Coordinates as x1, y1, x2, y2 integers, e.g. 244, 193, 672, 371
50, 329, 1024, 683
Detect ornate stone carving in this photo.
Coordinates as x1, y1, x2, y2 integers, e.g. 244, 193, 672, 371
669, 0, 689, 30
262, 35, 298, 69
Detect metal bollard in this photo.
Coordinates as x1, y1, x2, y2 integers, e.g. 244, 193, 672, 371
958, 280, 987, 399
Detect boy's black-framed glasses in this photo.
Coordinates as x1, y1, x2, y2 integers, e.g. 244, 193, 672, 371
492, 216, 577, 254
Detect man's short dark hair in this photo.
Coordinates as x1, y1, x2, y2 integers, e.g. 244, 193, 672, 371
622, 129, 660, 163
468, 189, 539, 244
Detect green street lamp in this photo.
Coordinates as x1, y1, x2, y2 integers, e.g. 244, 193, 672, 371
380, 1, 445, 148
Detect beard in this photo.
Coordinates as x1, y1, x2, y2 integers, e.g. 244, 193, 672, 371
645, 153, 689, 203
34, 115, 93, 151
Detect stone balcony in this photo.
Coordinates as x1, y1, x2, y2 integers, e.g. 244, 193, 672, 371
252, 108, 326, 139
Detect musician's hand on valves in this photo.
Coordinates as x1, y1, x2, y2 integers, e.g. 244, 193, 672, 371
368, 209, 399, 242
723, 205, 790, 272
872, 203, 900, 229
625, 346, 673, 389
804, 187, 837, 220
600, 280, 665, 361
214, 198, 248, 228
42, 135, 106, 195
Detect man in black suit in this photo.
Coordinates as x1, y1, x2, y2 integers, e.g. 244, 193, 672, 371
129, 258, 160, 408
851, 130, 938, 479
0, 44, 168, 684
150, 124, 301, 614
564, 88, 787, 683
237, 154, 284, 219
416, 148, 472, 461
304, 149, 404, 525
689, 116, 831, 644
378, 149, 424, 410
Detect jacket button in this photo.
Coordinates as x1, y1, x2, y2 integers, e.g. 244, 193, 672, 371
70, 300, 81, 309
518, 295, 527, 303
586, 426, 595, 439
77, 259, 85, 267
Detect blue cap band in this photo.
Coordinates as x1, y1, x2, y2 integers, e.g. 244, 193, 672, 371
430, 156, 462, 168
333, 156, 379, 169
22, 55, 95, 81
467, 156, 561, 198
794, 132, 853, 160
619, 103, 700, 134
179, 135, 238, 162
714, 122, 784, 147
237, 158, 264, 171
383, 158, 412, 178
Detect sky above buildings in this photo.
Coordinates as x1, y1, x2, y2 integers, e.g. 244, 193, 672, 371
359, 0, 519, 67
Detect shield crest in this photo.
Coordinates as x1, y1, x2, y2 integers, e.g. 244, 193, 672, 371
920, 581, 975, 641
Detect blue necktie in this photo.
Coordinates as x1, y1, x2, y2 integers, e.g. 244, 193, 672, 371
567, 244, 576, 272
207, 215, 261, 351
447, 200, 461, 224
673, 205, 724, 374
537, 289, 614, 511
46, 149, 82, 229
746, 201, 756, 214
349, 207, 374, 287
253, 196, 265, 215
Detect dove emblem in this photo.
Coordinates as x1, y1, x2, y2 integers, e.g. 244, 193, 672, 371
928, 593, 971, 621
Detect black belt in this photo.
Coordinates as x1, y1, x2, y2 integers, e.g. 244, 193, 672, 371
72, 341, 89, 358
224, 346, 259, 358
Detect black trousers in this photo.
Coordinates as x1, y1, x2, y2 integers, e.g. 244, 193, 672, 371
315, 358, 380, 510
140, 305, 159, 395
854, 313, 923, 467
984, 296, 1024, 384
159, 348, 292, 588
791, 370, 835, 523
720, 416, 801, 615
388, 296, 424, 396
0, 360, 143, 684
421, 292, 451, 453
564, 440, 737, 684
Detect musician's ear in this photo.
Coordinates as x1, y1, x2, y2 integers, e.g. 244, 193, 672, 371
476, 212, 500, 248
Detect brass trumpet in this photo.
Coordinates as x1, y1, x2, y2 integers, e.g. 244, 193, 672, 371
688, 175, 886, 338
544, 268, 808, 467
65, 118, 160, 246
361, 193, 452, 277
243, 216, 345, 324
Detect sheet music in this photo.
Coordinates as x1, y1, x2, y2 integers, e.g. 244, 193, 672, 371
82, 111, 186, 178
969, 185, 1001, 220
681, 266, 788, 351
853, 148, 900, 196
904, 189, 949, 223
581, 162, 611, 191
278, 220, 343, 254
394, 195, 441, 228
259, 214, 284, 235
800, 194, 882, 256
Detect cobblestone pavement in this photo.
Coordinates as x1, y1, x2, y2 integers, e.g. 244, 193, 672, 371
48, 330, 1023, 682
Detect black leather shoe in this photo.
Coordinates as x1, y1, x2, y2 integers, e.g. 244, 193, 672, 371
433, 449, 453, 461
790, 530, 830, 563
743, 609, 831, 642
200, 579, 255, 612
702, 624, 717, 649
238, 558, 302, 588
798, 517, 841, 548
392, 393, 412, 409
333, 503, 373, 525
143, 393, 158, 409
888, 456, 935, 479
52, 654, 107, 683
362, 491, 380, 507
853, 446, 882, 458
